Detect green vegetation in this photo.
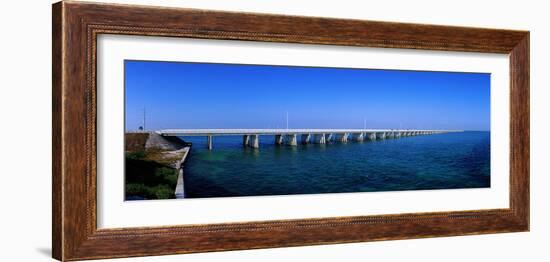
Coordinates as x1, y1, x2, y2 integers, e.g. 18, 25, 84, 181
125, 151, 179, 200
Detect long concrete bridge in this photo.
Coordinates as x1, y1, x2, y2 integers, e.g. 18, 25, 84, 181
157, 129, 461, 150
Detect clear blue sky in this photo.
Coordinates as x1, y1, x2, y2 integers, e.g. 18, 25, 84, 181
125, 60, 490, 131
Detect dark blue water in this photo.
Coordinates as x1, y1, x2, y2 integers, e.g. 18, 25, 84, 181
181, 131, 490, 198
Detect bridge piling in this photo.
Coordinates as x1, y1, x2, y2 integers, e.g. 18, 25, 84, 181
207, 135, 212, 150
275, 134, 283, 145
313, 133, 326, 144
337, 133, 349, 143
243, 135, 250, 147
250, 134, 259, 148
285, 134, 297, 146
366, 132, 377, 140
301, 134, 311, 144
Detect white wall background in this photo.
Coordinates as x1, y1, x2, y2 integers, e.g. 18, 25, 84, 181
0, 0, 546, 261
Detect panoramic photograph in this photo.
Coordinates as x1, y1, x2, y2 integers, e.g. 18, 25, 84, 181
124, 60, 490, 201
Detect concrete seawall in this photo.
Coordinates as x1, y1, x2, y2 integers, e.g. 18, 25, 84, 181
174, 146, 190, 199
145, 132, 188, 151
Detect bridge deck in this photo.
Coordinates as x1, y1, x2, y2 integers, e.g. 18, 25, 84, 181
157, 129, 459, 136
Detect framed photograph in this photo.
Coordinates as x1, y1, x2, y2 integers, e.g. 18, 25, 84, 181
52, 1, 529, 261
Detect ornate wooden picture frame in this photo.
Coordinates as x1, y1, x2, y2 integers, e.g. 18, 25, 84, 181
52, 1, 529, 261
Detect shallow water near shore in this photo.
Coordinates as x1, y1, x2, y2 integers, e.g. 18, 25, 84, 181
180, 131, 490, 198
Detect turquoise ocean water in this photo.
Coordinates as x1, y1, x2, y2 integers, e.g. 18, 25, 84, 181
180, 131, 490, 198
